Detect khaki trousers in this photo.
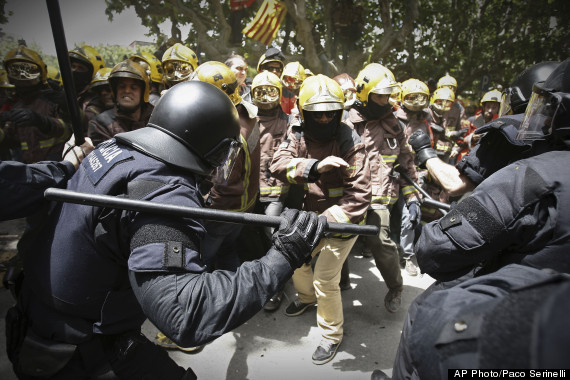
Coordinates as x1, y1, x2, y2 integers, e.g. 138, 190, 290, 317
293, 236, 357, 344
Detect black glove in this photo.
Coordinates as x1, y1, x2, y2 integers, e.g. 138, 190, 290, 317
408, 130, 437, 169
406, 200, 421, 228
430, 123, 444, 134
8, 109, 55, 134
272, 208, 327, 269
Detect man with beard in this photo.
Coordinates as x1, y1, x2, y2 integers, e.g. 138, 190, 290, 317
88, 59, 154, 147
345, 63, 420, 314
271, 74, 371, 364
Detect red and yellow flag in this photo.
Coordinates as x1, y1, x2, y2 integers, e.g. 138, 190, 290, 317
242, 0, 287, 46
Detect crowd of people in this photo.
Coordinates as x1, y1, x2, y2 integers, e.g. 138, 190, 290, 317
0, 39, 568, 379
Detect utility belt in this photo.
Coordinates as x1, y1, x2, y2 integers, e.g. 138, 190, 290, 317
6, 304, 196, 379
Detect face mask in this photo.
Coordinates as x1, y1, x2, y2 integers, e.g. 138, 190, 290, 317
72, 71, 92, 92
361, 101, 392, 119
303, 111, 341, 141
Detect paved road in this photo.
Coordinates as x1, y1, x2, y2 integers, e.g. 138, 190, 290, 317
0, 219, 434, 380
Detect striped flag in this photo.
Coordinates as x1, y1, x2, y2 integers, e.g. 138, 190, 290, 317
242, 0, 287, 46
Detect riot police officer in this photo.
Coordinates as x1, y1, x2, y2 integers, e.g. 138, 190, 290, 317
409, 61, 560, 197
6, 81, 326, 379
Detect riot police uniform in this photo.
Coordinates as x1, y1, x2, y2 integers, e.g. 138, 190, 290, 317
7, 82, 326, 379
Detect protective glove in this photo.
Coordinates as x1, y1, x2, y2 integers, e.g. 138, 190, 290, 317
272, 208, 327, 269
8, 108, 56, 134
430, 123, 444, 134
446, 128, 467, 141
408, 130, 438, 169
406, 200, 421, 228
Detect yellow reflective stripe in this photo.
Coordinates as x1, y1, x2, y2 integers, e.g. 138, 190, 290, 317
328, 187, 343, 197
421, 206, 438, 215
401, 185, 417, 196
21, 142, 29, 151
381, 154, 397, 164
39, 137, 57, 149
371, 195, 398, 205
304, 183, 310, 190
436, 143, 452, 152
286, 158, 304, 184
260, 185, 289, 196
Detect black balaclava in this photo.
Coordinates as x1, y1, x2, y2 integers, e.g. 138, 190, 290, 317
303, 110, 342, 141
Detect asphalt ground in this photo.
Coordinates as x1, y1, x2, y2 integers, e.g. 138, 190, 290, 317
0, 218, 434, 380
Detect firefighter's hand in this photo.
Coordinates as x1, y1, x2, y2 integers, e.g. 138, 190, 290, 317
317, 156, 349, 173
272, 208, 327, 269
409, 130, 437, 169
62, 135, 95, 170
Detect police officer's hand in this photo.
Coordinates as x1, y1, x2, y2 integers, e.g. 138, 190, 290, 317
272, 208, 327, 269
408, 130, 437, 169
406, 199, 421, 228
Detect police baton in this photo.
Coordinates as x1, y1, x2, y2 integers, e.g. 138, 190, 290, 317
394, 167, 451, 214
46, 0, 85, 145
44, 188, 379, 236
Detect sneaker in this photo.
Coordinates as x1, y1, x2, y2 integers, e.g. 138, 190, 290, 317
263, 291, 283, 312
384, 288, 402, 313
284, 298, 316, 317
371, 369, 391, 380
312, 339, 341, 365
362, 247, 373, 258
154, 332, 203, 353
404, 258, 418, 276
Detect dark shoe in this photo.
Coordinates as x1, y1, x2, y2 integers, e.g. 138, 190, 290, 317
263, 291, 283, 312
405, 258, 418, 276
384, 288, 402, 313
339, 279, 352, 291
285, 298, 316, 316
312, 339, 341, 365
371, 369, 391, 380
362, 247, 373, 258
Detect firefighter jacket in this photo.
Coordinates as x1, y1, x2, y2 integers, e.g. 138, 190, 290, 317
208, 103, 260, 213
0, 90, 71, 163
395, 107, 448, 222
269, 121, 371, 230
258, 107, 290, 201
345, 107, 418, 208
87, 103, 154, 147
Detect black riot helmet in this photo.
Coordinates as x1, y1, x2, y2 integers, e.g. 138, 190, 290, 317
517, 58, 570, 144
115, 81, 241, 178
499, 61, 560, 116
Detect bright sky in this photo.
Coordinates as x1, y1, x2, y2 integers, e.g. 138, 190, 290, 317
2, 0, 181, 55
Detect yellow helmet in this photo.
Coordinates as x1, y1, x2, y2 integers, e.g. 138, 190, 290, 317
281, 61, 305, 91
355, 63, 399, 106
68, 45, 105, 78
46, 65, 62, 86
252, 71, 282, 110
437, 73, 457, 92
401, 78, 429, 111
430, 87, 455, 114
161, 43, 198, 87
480, 89, 502, 105
191, 61, 241, 105
4, 45, 47, 85
0, 69, 15, 88
130, 51, 163, 83
304, 68, 314, 78
109, 59, 150, 103
298, 74, 344, 121
90, 67, 113, 90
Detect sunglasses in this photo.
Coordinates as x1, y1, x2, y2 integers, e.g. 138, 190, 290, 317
311, 111, 337, 119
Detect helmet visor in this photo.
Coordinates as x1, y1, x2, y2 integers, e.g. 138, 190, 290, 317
253, 86, 280, 104
499, 87, 525, 116
516, 88, 567, 142
7, 61, 41, 81
164, 61, 194, 82
403, 93, 428, 111
282, 75, 302, 90
432, 99, 453, 113
206, 138, 242, 184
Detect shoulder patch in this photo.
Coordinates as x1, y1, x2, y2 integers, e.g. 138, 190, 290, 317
523, 166, 548, 205
441, 196, 504, 242
84, 139, 133, 186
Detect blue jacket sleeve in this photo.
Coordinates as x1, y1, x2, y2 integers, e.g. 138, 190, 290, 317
0, 160, 75, 221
